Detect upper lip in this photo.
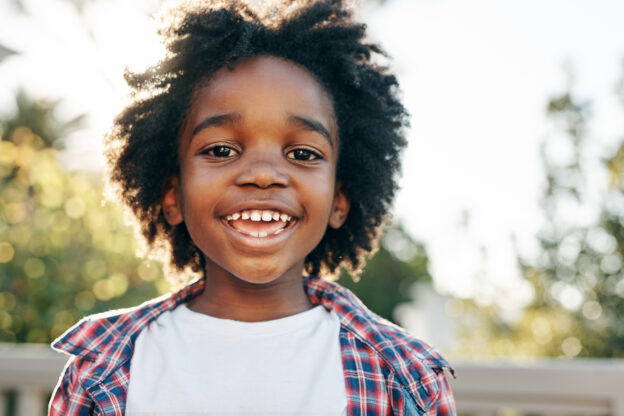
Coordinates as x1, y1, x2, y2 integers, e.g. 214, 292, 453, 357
219, 200, 300, 219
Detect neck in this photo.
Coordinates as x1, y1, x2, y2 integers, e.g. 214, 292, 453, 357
187, 267, 314, 322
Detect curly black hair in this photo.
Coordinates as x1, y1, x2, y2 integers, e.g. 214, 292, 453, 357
105, 0, 408, 281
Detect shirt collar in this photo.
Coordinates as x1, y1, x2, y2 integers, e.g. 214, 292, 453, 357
53, 275, 378, 357
52, 274, 452, 400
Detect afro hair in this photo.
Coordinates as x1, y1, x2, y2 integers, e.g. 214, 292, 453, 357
105, 0, 408, 281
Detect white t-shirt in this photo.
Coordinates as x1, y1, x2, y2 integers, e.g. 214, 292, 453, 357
126, 304, 347, 415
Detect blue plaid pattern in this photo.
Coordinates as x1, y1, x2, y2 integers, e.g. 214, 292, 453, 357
50, 276, 455, 415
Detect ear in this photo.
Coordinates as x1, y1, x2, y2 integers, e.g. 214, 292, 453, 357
328, 183, 350, 229
162, 177, 184, 225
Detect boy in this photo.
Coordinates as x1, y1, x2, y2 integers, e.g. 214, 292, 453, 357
50, 0, 456, 414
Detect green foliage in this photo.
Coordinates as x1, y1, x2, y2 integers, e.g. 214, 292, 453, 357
450, 72, 624, 359
337, 224, 433, 322
512, 82, 624, 358
1, 89, 86, 148
0, 96, 166, 344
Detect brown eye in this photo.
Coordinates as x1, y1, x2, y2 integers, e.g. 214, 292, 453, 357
287, 148, 320, 161
202, 145, 238, 158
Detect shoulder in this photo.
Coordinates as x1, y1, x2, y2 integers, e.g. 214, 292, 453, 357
365, 311, 452, 375
51, 294, 168, 360
341, 287, 453, 385
51, 277, 206, 359
305, 275, 452, 368
362, 317, 456, 414
304, 276, 455, 412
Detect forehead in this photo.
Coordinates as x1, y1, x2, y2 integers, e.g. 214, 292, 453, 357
186, 55, 337, 136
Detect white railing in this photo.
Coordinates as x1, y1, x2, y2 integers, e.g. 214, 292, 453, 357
449, 359, 624, 416
0, 344, 66, 416
1, 343, 623, 415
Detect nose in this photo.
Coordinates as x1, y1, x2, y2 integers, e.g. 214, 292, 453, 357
235, 157, 289, 189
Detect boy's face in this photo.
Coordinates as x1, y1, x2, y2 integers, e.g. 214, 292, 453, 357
163, 56, 349, 284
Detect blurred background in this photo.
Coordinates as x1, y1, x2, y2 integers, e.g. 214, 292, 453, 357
1, 0, 624, 414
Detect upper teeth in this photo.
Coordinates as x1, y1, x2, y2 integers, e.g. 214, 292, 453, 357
226, 209, 292, 222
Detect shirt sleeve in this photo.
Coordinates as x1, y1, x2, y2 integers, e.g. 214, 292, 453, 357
48, 355, 94, 416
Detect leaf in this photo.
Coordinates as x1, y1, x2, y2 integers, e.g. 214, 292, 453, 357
0, 43, 18, 64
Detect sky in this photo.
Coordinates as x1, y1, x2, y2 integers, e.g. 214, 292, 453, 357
362, 0, 624, 309
1, 0, 623, 310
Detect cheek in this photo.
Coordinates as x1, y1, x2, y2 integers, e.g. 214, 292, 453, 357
179, 170, 221, 219
299, 170, 336, 217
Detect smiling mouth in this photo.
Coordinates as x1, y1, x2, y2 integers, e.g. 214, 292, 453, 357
222, 209, 296, 238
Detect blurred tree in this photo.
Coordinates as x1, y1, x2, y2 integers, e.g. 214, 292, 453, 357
447, 70, 624, 359
0, 93, 165, 344
2, 89, 85, 148
337, 223, 434, 323
511, 73, 624, 358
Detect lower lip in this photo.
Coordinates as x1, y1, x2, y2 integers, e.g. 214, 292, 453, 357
220, 218, 298, 252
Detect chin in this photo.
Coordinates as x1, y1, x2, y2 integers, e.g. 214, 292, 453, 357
239, 276, 280, 285
232, 264, 303, 285
231, 263, 297, 285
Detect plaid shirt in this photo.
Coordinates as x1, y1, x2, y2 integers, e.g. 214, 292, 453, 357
50, 275, 456, 415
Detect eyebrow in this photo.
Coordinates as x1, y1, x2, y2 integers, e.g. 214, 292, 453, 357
188, 112, 333, 147
287, 114, 333, 147
189, 113, 242, 142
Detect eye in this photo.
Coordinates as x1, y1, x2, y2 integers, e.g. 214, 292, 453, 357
287, 148, 321, 161
201, 145, 239, 158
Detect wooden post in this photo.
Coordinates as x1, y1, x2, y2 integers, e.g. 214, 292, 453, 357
613, 395, 624, 416
0, 391, 7, 416
16, 387, 44, 416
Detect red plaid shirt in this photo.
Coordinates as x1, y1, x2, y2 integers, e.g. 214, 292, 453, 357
50, 275, 455, 415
